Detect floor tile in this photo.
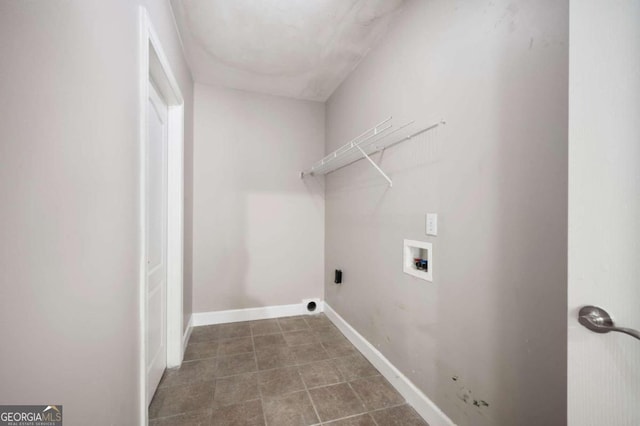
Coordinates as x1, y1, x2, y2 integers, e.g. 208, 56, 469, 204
217, 337, 254, 356
312, 325, 343, 342
283, 330, 319, 346
304, 314, 332, 329
333, 354, 378, 381
256, 346, 297, 370
350, 375, 404, 410
250, 319, 281, 336
258, 366, 305, 399
218, 322, 252, 339
159, 358, 217, 388
253, 333, 287, 351
149, 410, 212, 426
210, 399, 265, 426
149, 381, 215, 419
290, 343, 329, 365
321, 336, 357, 358
370, 404, 428, 426
216, 352, 257, 377
322, 413, 377, 426
184, 341, 219, 362
307, 383, 365, 422
298, 360, 343, 389
278, 317, 310, 332
213, 372, 260, 409
150, 315, 427, 426
262, 390, 319, 426
190, 325, 221, 343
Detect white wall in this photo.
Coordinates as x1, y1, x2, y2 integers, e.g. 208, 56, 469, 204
0, 1, 193, 424
568, 1, 640, 424
192, 83, 324, 313
324, 1, 568, 425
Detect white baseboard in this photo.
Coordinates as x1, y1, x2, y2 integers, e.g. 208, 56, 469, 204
182, 314, 193, 357
324, 303, 455, 426
192, 301, 325, 327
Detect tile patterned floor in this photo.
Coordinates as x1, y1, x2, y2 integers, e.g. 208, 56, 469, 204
149, 313, 428, 426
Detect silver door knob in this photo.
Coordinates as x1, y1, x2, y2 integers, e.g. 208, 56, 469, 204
578, 306, 640, 341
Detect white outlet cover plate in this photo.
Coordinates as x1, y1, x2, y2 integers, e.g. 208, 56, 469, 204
426, 213, 438, 236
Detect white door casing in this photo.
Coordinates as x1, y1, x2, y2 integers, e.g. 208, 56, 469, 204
139, 7, 185, 424
568, 1, 640, 425
146, 82, 168, 404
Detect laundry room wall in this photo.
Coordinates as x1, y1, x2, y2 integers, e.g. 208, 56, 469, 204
192, 83, 325, 313
0, 1, 193, 423
324, 1, 569, 425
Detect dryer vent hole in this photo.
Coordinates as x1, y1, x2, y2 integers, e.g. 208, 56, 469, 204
306, 301, 317, 312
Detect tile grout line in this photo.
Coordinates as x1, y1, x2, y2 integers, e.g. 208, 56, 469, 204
168, 318, 418, 426
367, 402, 408, 413
345, 381, 370, 423
184, 344, 358, 366
184, 317, 414, 426
192, 320, 336, 341
319, 412, 370, 425
267, 316, 358, 425
250, 325, 269, 426
163, 348, 380, 391
209, 354, 217, 422
187, 328, 353, 364
155, 371, 386, 424
317, 402, 409, 426
296, 362, 322, 425
367, 401, 410, 425
151, 397, 394, 426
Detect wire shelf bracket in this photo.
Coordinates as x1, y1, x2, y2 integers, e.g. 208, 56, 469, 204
300, 116, 445, 187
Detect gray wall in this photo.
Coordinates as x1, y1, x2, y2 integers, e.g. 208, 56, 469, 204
324, 1, 568, 425
192, 83, 325, 313
0, 1, 193, 424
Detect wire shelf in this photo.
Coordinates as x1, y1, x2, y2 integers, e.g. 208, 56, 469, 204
300, 116, 444, 186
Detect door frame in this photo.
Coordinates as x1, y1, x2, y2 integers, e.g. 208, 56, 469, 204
138, 7, 184, 424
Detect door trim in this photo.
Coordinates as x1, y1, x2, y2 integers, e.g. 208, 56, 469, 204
139, 7, 184, 425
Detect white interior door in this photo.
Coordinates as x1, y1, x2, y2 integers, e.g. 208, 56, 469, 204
568, 1, 640, 425
146, 82, 168, 405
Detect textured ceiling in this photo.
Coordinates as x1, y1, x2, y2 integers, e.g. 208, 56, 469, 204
170, 0, 405, 101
